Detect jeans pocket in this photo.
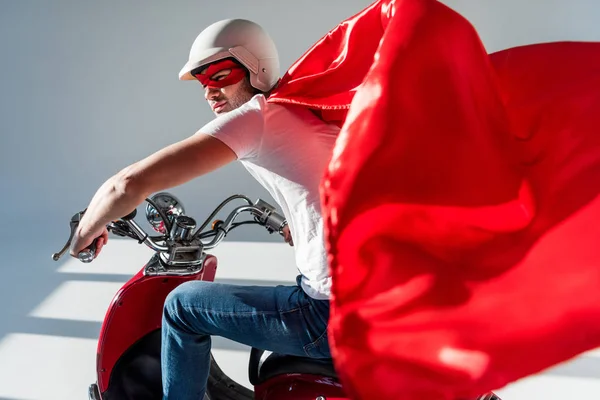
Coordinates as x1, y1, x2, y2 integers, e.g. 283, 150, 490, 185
303, 328, 331, 359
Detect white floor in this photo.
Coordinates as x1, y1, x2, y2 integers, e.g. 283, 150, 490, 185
0, 239, 598, 400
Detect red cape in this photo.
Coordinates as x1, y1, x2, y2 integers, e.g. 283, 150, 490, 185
270, 1, 600, 399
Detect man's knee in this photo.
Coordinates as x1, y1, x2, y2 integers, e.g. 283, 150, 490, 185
163, 280, 213, 331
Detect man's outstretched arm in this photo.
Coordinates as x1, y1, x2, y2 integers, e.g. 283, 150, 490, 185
70, 133, 236, 257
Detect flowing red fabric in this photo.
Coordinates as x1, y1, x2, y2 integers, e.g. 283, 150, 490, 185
270, 1, 600, 399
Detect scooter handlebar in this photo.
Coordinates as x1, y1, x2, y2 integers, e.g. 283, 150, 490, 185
52, 196, 286, 263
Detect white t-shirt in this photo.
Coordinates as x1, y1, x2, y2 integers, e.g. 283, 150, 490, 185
199, 94, 340, 299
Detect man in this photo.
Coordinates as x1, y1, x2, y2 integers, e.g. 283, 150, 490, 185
70, 18, 340, 399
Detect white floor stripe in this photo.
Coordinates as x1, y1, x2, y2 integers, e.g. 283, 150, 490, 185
212, 348, 253, 390
0, 333, 97, 400
57, 240, 298, 283
29, 281, 123, 322
206, 242, 297, 282
57, 240, 155, 276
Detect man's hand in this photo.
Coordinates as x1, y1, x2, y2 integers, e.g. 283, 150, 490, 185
282, 225, 294, 246
70, 225, 109, 260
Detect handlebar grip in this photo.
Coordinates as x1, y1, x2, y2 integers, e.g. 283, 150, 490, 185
266, 211, 287, 235
78, 237, 99, 263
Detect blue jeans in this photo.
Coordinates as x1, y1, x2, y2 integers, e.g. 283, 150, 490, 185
161, 275, 331, 399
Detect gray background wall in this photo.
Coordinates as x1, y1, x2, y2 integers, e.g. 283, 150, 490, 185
0, 0, 369, 244
2, 0, 600, 245
0, 1, 599, 399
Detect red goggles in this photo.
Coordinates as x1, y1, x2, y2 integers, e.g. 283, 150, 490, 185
193, 59, 246, 89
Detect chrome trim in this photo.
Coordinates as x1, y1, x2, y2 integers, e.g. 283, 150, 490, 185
202, 205, 262, 250
144, 253, 206, 277
161, 242, 204, 267
126, 219, 170, 252
145, 192, 185, 234
170, 215, 196, 242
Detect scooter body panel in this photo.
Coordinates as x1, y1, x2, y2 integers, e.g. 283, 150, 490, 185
93, 249, 351, 400
96, 254, 218, 392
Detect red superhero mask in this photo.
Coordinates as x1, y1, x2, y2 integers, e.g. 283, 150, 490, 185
193, 59, 246, 88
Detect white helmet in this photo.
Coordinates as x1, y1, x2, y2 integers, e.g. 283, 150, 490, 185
179, 19, 280, 92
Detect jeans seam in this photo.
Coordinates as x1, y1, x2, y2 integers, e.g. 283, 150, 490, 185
302, 301, 329, 357
303, 328, 328, 357
178, 303, 310, 317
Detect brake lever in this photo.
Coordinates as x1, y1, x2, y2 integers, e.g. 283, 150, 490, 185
52, 208, 138, 262
52, 211, 85, 261
51, 210, 100, 263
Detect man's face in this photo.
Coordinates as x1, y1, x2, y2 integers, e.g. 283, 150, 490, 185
194, 59, 256, 116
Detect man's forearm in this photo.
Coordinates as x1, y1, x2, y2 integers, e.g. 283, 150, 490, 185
74, 133, 236, 242
78, 165, 148, 238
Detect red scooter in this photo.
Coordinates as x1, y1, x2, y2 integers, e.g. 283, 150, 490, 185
52, 192, 346, 400
52, 192, 501, 400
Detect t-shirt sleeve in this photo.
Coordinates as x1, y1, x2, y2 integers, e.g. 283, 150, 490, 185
196, 96, 265, 160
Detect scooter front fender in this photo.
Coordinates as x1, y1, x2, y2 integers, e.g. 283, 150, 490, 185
96, 254, 218, 393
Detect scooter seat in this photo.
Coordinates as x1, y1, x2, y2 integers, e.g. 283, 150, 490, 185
248, 347, 338, 386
